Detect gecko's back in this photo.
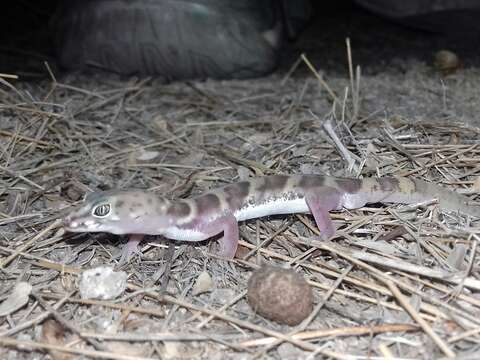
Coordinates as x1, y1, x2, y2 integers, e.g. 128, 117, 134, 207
202, 174, 480, 219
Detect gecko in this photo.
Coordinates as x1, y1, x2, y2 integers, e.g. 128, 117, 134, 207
63, 175, 480, 262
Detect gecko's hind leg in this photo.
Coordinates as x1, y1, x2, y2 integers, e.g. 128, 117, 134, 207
198, 213, 239, 259
304, 188, 343, 240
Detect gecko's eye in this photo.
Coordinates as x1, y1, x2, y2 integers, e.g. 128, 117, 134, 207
92, 203, 111, 217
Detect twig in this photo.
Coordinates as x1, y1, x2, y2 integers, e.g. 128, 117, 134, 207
322, 118, 358, 171
385, 280, 455, 358
0, 165, 44, 190
0, 337, 154, 360
239, 323, 420, 347
32, 293, 109, 352
301, 53, 342, 110
0, 219, 63, 269
160, 242, 176, 294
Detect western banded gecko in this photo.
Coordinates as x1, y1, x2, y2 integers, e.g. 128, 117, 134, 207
63, 175, 480, 262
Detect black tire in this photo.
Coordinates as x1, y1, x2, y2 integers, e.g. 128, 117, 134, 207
52, 0, 284, 80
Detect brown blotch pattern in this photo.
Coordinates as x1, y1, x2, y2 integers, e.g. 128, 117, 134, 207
116, 200, 125, 208
411, 179, 426, 195
167, 200, 191, 218
379, 177, 401, 193
298, 175, 326, 190
223, 181, 251, 210
195, 193, 221, 214
255, 175, 290, 194
333, 177, 363, 193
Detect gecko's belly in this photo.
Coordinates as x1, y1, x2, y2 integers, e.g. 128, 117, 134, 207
234, 197, 309, 222
162, 227, 208, 242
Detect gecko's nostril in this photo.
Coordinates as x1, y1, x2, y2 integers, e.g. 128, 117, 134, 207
64, 219, 78, 229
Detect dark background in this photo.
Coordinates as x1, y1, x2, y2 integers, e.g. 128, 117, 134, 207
1, 0, 480, 77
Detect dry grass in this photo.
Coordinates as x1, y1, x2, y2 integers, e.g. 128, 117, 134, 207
1, 53, 480, 359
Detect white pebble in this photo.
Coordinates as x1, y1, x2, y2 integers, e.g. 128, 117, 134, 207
79, 266, 127, 300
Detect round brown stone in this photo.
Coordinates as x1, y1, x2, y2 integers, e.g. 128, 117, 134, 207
247, 266, 313, 326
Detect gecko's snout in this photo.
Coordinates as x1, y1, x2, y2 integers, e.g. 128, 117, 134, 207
63, 217, 74, 230
63, 214, 102, 232
63, 214, 80, 231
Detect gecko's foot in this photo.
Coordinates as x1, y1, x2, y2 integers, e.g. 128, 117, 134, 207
314, 233, 331, 241
115, 247, 143, 266
305, 234, 331, 247
213, 239, 238, 260
114, 238, 144, 266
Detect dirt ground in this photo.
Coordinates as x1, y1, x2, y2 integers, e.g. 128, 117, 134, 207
1, 3, 480, 360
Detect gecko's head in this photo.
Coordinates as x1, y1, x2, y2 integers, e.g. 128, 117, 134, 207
63, 190, 171, 235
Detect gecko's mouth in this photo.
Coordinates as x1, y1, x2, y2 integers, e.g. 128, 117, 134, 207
63, 219, 80, 232
63, 218, 99, 232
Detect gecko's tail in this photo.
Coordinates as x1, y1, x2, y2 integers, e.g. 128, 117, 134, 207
412, 178, 480, 218
363, 177, 480, 218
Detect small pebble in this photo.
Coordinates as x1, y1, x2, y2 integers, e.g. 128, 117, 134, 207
192, 270, 214, 296
79, 266, 127, 300
247, 266, 313, 326
473, 177, 480, 192
0, 282, 32, 316
135, 149, 159, 161
434, 49, 461, 74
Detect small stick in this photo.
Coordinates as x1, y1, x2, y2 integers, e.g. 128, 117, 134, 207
346, 37, 360, 124
0, 337, 154, 360
301, 53, 343, 110
385, 280, 455, 358
0, 73, 18, 79
0, 130, 51, 146
239, 323, 419, 347
322, 119, 358, 171
0, 165, 44, 190
316, 241, 457, 357
281, 55, 303, 85
33, 293, 109, 352
40, 293, 165, 318
159, 242, 176, 294
0, 291, 74, 338
0, 219, 63, 269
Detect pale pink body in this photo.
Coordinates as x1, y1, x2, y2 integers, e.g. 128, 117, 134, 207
64, 175, 480, 262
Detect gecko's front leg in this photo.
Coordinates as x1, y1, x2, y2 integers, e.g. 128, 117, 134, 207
118, 233, 144, 265
118, 213, 240, 263
304, 187, 343, 239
